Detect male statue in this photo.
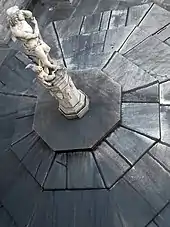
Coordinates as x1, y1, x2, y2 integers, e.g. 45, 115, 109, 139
6, 6, 56, 74
6, 6, 89, 119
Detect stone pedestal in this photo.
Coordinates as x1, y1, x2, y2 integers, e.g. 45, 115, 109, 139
45, 69, 89, 119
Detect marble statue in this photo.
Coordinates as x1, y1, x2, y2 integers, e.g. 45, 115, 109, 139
6, 6, 89, 119
6, 6, 56, 74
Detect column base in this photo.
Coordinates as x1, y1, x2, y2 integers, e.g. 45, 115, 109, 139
59, 90, 89, 119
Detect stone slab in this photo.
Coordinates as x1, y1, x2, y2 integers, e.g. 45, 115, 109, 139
149, 143, 170, 172
52, 179, 155, 227
125, 153, 170, 212
44, 157, 66, 189
103, 52, 156, 92
139, 4, 170, 35
67, 151, 104, 189
66, 51, 111, 70
22, 138, 55, 186
107, 127, 155, 164
160, 105, 170, 145
103, 25, 135, 53
33, 69, 121, 151
122, 83, 159, 103
55, 16, 83, 38
127, 4, 152, 26
28, 191, 54, 227
160, 81, 170, 104
81, 13, 102, 34
61, 30, 106, 58
11, 131, 39, 160
100, 11, 111, 31
109, 9, 127, 28
124, 36, 170, 81
122, 103, 160, 139
155, 203, 170, 227
93, 142, 130, 187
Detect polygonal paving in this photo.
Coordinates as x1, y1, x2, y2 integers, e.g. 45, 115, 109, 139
33, 69, 121, 151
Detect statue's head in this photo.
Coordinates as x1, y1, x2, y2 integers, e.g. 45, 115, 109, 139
6, 6, 25, 26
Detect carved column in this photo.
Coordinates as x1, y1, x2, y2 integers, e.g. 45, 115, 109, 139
39, 68, 89, 119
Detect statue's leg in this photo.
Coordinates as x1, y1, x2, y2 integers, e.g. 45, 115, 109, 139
40, 42, 54, 64
47, 54, 54, 64
35, 46, 57, 69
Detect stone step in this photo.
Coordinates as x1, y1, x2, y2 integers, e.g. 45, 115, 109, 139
54, 3, 151, 39
120, 4, 170, 82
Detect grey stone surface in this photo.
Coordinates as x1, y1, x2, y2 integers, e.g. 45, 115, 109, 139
0, 94, 19, 117
122, 103, 160, 139
100, 11, 111, 31
122, 83, 159, 103
125, 153, 170, 211
127, 3, 152, 26
51, 179, 155, 227
109, 9, 127, 28
0, 149, 24, 200
55, 16, 83, 38
15, 51, 32, 66
11, 131, 39, 160
70, 0, 120, 17
12, 115, 34, 144
16, 96, 36, 118
147, 222, 159, 227
33, 69, 121, 151
0, 49, 11, 68
28, 191, 54, 227
139, 4, 170, 36
107, 127, 155, 164
149, 143, 170, 172
154, 203, 170, 227
2, 168, 41, 227
124, 36, 170, 81
0, 205, 16, 227
0, 57, 35, 94
29, 0, 74, 28
93, 142, 130, 187
103, 25, 135, 53
66, 51, 111, 70
103, 52, 156, 91
44, 157, 66, 189
81, 13, 102, 34
0, 116, 16, 152
165, 37, 170, 46
42, 22, 62, 60
67, 152, 104, 189
154, 24, 170, 42
153, 0, 170, 11
55, 153, 67, 165
160, 81, 170, 104
160, 106, 170, 145
61, 30, 106, 58
22, 139, 55, 186
120, 27, 149, 54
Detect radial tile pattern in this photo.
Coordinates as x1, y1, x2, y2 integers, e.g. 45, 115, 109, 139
1, 1, 170, 227
33, 69, 121, 151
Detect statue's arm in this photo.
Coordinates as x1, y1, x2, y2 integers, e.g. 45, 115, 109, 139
34, 21, 40, 36
13, 30, 38, 40
20, 10, 33, 19
31, 17, 40, 36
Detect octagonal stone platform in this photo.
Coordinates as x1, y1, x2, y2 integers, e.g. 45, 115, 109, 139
33, 69, 121, 151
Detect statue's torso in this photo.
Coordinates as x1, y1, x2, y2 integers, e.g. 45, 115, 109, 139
12, 20, 39, 50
